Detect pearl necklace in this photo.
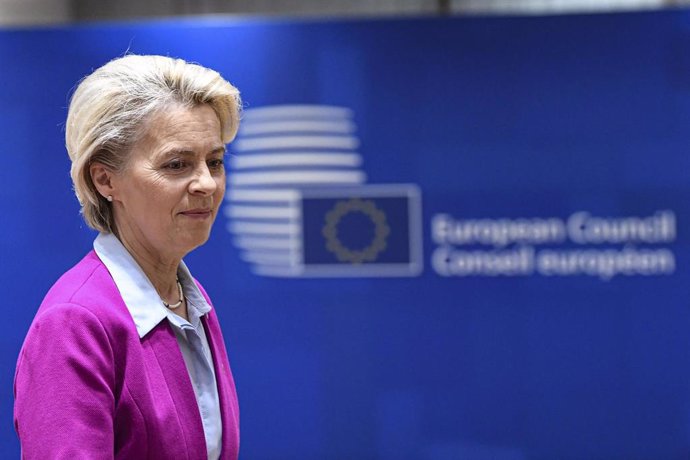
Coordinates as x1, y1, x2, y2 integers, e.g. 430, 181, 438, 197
162, 279, 184, 309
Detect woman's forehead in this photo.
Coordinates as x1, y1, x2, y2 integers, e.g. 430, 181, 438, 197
136, 105, 223, 153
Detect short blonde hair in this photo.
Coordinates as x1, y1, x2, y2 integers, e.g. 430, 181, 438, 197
65, 54, 241, 233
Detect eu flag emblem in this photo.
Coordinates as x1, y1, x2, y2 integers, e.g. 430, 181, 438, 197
300, 185, 422, 276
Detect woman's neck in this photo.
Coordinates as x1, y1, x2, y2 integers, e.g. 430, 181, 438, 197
113, 228, 181, 302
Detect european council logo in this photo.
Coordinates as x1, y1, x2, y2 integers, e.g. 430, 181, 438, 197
224, 105, 422, 277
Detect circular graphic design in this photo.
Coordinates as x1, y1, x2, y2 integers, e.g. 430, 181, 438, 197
322, 198, 391, 264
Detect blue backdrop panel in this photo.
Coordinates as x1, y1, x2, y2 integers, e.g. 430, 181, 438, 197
2, 10, 690, 459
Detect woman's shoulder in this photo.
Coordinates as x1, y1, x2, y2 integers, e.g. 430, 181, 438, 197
18, 251, 140, 377
37, 250, 131, 327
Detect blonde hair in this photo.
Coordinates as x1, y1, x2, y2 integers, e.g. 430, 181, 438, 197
65, 54, 241, 233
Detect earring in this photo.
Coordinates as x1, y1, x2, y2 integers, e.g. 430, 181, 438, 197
106, 195, 113, 202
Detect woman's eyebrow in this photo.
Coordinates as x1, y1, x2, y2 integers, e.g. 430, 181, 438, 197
159, 145, 226, 157
159, 148, 194, 157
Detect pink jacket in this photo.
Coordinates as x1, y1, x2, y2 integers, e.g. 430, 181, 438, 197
14, 251, 240, 459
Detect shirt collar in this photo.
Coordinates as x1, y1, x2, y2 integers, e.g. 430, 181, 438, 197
93, 232, 213, 338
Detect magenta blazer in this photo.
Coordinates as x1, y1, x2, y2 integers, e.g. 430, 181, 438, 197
14, 251, 240, 459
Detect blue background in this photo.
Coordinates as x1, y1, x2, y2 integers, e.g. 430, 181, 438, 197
2, 10, 690, 459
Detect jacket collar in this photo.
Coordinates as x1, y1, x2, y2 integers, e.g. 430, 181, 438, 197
93, 232, 212, 338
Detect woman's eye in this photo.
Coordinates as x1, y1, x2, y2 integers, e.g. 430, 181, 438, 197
166, 160, 185, 170
208, 158, 225, 169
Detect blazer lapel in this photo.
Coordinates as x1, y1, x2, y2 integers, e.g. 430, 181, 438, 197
202, 313, 240, 459
145, 321, 207, 459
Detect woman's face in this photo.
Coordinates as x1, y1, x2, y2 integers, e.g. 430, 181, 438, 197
111, 103, 226, 260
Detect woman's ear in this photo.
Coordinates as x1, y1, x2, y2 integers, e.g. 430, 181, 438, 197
90, 162, 116, 201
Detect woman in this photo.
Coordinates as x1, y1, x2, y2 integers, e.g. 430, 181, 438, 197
13, 54, 241, 459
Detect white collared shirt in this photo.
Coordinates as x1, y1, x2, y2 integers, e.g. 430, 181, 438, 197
94, 233, 222, 460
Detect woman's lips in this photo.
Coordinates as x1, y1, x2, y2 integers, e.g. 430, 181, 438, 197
180, 208, 213, 219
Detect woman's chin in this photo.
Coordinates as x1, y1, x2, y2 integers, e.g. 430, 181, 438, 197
177, 229, 213, 252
